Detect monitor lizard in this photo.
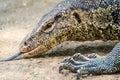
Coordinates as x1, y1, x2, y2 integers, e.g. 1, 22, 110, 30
0, 0, 120, 78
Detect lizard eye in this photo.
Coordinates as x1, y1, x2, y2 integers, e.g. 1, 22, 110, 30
42, 21, 56, 33
45, 22, 54, 30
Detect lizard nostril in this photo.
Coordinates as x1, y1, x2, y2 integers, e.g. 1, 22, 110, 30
24, 41, 28, 46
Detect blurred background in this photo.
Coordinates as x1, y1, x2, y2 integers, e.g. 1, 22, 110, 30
0, 0, 61, 29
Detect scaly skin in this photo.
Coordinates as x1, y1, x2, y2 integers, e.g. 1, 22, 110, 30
19, 0, 120, 58
59, 42, 120, 78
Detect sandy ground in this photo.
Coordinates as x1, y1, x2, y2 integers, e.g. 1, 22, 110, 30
0, 0, 120, 80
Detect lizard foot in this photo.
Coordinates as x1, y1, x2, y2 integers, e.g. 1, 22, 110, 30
59, 42, 120, 79
59, 53, 116, 79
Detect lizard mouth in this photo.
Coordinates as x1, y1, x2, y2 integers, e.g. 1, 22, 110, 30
22, 45, 48, 58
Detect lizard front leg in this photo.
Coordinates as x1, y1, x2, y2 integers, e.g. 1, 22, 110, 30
61, 53, 101, 65
59, 53, 101, 72
59, 57, 116, 78
59, 42, 120, 78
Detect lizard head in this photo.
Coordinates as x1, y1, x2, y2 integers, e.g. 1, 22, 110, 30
19, 7, 82, 58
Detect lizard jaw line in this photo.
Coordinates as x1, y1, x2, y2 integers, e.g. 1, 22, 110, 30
22, 46, 41, 58
22, 45, 47, 58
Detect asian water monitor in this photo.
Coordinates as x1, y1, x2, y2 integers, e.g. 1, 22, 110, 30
0, 0, 119, 68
